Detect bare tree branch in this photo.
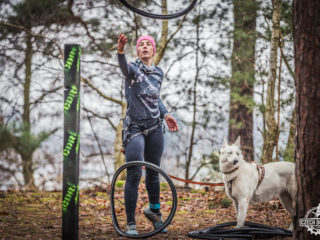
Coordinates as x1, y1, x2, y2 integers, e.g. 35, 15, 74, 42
81, 77, 125, 106
0, 21, 63, 58
83, 107, 116, 131
30, 86, 63, 107
67, 0, 111, 58
85, 110, 111, 182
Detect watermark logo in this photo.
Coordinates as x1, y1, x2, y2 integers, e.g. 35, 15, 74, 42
299, 203, 320, 236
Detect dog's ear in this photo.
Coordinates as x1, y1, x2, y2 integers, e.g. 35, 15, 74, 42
234, 136, 241, 147
222, 137, 228, 148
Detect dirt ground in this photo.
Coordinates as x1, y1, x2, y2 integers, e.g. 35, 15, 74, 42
0, 185, 292, 239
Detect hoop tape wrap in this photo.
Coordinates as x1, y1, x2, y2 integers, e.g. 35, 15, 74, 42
110, 161, 178, 238
119, 0, 198, 20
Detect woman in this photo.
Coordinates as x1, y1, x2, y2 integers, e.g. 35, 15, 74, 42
117, 33, 178, 235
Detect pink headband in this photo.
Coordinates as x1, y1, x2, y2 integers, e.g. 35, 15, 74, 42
136, 35, 156, 55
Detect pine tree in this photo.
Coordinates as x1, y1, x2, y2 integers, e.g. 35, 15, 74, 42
228, 0, 257, 162
293, 0, 320, 238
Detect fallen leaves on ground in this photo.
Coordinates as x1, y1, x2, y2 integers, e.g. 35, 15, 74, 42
0, 184, 292, 239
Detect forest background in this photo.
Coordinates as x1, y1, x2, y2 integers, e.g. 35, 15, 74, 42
0, 0, 295, 191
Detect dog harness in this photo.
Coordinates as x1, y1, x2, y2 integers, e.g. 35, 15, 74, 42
251, 162, 265, 189
257, 164, 265, 188
227, 178, 235, 196
223, 167, 238, 195
225, 162, 265, 195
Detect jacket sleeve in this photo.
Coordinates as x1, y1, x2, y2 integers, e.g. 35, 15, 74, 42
117, 53, 133, 79
159, 99, 169, 118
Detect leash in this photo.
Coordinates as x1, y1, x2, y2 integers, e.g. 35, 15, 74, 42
168, 174, 224, 187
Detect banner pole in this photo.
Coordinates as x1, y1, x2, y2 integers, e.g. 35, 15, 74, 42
62, 44, 81, 240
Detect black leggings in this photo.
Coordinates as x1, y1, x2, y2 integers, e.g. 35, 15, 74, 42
124, 124, 164, 224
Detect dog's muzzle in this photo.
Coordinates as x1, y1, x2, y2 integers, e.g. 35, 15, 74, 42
233, 159, 238, 165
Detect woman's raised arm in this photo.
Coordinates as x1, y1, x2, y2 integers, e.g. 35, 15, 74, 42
117, 34, 132, 78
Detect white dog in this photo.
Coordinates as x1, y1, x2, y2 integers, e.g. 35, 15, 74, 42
219, 136, 296, 229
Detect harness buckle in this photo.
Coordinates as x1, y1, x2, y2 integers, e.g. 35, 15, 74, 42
143, 129, 149, 135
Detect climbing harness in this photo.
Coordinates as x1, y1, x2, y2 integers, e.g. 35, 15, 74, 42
121, 118, 165, 154
122, 121, 162, 148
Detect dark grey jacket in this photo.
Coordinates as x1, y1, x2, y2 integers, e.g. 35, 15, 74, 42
118, 53, 168, 121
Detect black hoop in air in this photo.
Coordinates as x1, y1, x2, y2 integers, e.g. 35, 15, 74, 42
110, 161, 178, 238
119, 0, 198, 20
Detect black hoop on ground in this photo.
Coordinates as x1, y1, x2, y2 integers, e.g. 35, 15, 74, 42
119, 0, 198, 19
110, 161, 178, 238
188, 221, 292, 239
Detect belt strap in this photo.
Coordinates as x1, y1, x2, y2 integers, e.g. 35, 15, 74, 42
122, 123, 160, 147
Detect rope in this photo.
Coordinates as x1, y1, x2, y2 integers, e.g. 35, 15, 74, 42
168, 174, 224, 186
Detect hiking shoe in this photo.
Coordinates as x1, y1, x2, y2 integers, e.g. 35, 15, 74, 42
126, 223, 139, 235
143, 208, 167, 233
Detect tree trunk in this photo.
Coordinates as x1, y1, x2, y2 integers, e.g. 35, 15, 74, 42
228, 0, 256, 162
293, 0, 320, 239
21, 152, 34, 187
185, 6, 201, 188
262, 0, 281, 164
113, 103, 127, 171
283, 109, 295, 162
80, 77, 126, 172
23, 33, 32, 131
154, 0, 187, 66
22, 32, 35, 187
154, 0, 168, 66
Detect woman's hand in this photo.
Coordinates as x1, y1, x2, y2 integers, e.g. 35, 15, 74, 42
165, 114, 179, 132
118, 34, 127, 51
